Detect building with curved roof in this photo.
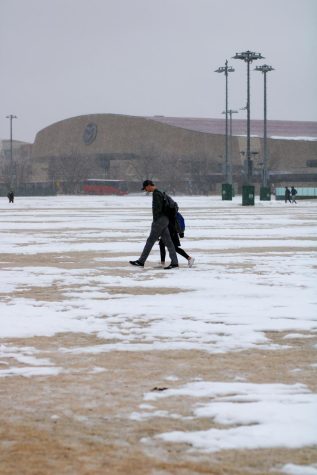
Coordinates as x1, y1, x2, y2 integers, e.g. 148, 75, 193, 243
30, 113, 317, 194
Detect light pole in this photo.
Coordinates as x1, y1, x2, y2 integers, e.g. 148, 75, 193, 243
215, 60, 234, 197
6, 114, 17, 189
222, 109, 238, 187
233, 51, 264, 203
254, 64, 274, 199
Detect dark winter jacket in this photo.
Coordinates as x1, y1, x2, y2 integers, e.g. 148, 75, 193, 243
152, 189, 165, 221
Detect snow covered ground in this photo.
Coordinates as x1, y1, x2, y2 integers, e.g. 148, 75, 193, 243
0, 194, 316, 471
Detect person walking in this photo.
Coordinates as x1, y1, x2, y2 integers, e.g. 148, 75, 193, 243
159, 213, 195, 267
284, 186, 291, 204
7, 190, 14, 203
291, 186, 297, 204
129, 180, 179, 270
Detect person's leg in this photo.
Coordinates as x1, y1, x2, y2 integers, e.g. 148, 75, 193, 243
159, 239, 166, 263
175, 246, 190, 260
176, 246, 195, 266
160, 226, 178, 266
138, 216, 171, 264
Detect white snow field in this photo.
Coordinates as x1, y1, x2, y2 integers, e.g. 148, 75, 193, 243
0, 194, 316, 469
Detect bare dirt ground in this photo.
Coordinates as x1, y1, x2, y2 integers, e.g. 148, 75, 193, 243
1, 250, 317, 475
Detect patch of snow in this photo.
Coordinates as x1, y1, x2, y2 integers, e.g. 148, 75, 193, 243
280, 463, 317, 475
140, 381, 317, 452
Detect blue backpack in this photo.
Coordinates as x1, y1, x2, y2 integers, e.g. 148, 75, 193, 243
176, 212, 185, 237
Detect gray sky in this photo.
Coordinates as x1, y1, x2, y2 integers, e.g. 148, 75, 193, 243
1, 0, 316, 143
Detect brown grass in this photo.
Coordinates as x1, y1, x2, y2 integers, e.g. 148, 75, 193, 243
1, 249, 316, 475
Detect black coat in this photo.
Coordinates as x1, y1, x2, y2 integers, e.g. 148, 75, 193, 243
168, 220, 181, 247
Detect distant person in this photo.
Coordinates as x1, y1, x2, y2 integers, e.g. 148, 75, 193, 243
159, 212, 195, 267
284, 187, 291, 204
291, 186, 297, 204
129, 180, 179, 270
7, 190, 14, 203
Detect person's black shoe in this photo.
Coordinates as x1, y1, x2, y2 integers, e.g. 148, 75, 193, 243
129, 260, 144, 267
164, 264, 179, 270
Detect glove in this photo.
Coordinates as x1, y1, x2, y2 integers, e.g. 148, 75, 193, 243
179, 232, 184, 238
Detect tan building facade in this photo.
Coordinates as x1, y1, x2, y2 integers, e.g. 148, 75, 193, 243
30, 113, 317, 194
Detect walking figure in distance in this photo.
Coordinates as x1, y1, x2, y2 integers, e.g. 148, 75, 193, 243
159, 211, 195, 267
284, 186, 291, 204
7, 190, 14, 203
129, 180, 179, 270
291, 186, 297, 204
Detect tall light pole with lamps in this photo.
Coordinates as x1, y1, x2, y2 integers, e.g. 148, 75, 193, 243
233, 51, 264, 205
6, 114, 18, 189
215, 60, 235, 200
254, 64, 274, 200
222, 109, 238, 189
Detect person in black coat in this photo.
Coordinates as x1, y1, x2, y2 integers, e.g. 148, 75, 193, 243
291, 186, 297, 204
284, 187, 291, 203
129, 180, 178, 269
7, 190, 14, 203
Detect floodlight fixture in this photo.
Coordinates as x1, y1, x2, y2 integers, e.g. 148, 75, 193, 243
233, 51, 264, 63
254, 64, 274, 74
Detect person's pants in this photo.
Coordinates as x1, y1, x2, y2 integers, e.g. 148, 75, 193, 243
139, 215, 178, 265
159, 240, 189, 262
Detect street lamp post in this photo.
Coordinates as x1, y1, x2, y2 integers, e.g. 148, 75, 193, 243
6, 114, 18, 189
222, 109, 238, 187
254, 64, 274, 200
228, 109, 238, 186
215, 60, 234, 199
233, 51, 264, 205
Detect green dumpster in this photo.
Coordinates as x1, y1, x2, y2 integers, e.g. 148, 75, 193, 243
222, 183, 233, 201
242, 185, 255, 206
260, 186, 271, 201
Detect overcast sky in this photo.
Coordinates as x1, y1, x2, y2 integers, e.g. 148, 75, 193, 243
1, 0, 316, 143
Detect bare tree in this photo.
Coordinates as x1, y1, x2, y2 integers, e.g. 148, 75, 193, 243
129, 143, 162, 182
156, 152, 184, 194
48, 150, 91, 194
185, 152, 214, 195
0, 161, 11, 189
15, 159, 32, 188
